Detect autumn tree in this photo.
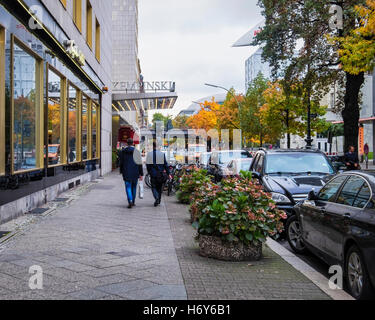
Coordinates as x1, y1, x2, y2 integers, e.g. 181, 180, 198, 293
186, 106, 217, 132
255, 0, 366, 151
261, 81, 329, 148
330, 0, 375, 150
172, 114, 191, 130
241, 73, 269, 146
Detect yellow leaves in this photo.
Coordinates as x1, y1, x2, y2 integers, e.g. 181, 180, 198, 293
332, 0, 375, 75
186, 106, 217, 131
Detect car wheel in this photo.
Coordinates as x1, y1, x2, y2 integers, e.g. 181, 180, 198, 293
286, 215, 307, 254
345, 245, 374, 300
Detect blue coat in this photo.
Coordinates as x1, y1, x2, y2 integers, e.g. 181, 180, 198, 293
119, 147, 144, 182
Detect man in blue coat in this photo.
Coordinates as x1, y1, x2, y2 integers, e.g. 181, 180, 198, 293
119, 138, 144, 209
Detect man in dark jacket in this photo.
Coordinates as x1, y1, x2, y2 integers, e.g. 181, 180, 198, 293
119, 138, 144, 209
146, 142, 170, 207
344, 145, 360, 170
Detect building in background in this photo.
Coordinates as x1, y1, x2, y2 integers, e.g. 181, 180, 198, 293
0, 0, 113, 223
245, 48, 271, 90
111, 0, 178, 151
178, 93, 227, 117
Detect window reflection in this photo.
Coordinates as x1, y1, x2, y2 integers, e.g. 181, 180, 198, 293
13, 43, 37, 172
82, 95, 88, 161
92, 103, 97, 158
48, 69, 62, 165
68, 86, 78, 163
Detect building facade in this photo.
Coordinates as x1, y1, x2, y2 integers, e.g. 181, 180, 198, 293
112, 0, 140, 87
245, 47, 272, 90
0, 0, 113, 223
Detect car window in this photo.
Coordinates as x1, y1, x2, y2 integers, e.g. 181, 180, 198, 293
255, 155, 264, 174
318, 175, 348, 202
251, 154, 259, 171
353, 183, 371, 208
336, 176, 366, 207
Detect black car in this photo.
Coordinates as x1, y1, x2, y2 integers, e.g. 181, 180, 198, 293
249, 149, 336, 217
288, 172, 375, 299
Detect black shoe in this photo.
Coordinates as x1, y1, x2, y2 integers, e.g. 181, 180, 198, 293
157, 198, 161, 205
154, 201, 158, 207
132, 202, 136, 207
128, 204, 133, 209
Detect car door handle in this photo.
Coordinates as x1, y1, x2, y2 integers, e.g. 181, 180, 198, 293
344, 213, 351, 219
320, 208, 326, 215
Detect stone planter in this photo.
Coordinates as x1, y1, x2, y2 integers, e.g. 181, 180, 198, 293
198, 234, 262, 262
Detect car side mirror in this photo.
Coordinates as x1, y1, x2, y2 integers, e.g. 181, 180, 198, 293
252, 171, 261, 180
308, 190, 318, 201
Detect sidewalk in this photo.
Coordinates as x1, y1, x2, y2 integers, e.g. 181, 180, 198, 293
0, 172, 332, 300
0, 173, 186, 300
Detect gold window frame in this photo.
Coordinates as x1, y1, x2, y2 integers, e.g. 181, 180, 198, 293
46, 64, 67, 168
10, 35, 44, 175
67, 81, 81, 164
81, 93, 91, 162
92, 102, 100, 160
0, 26, 5, 176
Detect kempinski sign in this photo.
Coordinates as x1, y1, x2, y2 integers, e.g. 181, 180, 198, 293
113, 81, 176, 92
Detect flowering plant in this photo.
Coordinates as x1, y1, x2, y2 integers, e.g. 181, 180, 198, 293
192, 171, 287, 245
176, 167, 212, 204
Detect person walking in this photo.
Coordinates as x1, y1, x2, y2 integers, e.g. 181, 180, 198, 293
119, 138, 144, 209
146, 142, 170, 207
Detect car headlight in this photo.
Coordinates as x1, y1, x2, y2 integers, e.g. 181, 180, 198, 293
271, 192, 291, 204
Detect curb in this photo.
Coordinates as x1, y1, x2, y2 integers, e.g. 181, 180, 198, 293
266, 237, 354, 300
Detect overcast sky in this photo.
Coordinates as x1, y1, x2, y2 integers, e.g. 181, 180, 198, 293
138, 0, 262, 117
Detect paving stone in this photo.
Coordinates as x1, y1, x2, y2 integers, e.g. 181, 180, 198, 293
96, 280, 156, 298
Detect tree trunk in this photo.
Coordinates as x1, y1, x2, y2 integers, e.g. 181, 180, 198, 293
342, 72, 365, 153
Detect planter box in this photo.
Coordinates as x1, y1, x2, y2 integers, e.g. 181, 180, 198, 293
198, 234, 262, 262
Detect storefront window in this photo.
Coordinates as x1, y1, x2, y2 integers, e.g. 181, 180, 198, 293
92, 103, 98, 158
82, 95, 89, 161
68, 85, 78, 163
13, 42, 39, 172
47, 69, 64, 166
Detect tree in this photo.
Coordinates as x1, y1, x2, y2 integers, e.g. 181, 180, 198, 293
261, 81, 329, 148
172, 114, 191, 130
152, 113, 172, 129
241, 73, 269, 146
330, 0, 375, 151
255, 0, 366, 151
186, 106, 217, 132
214, 89, 243, 131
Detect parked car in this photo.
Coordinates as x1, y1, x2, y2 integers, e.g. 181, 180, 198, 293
198, 152, 211, 169
288, 171, 375, 299
225, 158, 253, 177
208, 150, 252, 182
249, 149, 336, 218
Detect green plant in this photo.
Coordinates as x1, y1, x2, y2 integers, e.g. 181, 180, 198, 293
192, 172, 287, 245
176, 167, 212, 204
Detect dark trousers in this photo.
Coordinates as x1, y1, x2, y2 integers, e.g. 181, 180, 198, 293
124, 180, 138, 205
151, 177, 163, 201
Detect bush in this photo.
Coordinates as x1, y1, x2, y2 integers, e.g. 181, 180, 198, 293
192, 171, 287, 245
176, 167, 212, 204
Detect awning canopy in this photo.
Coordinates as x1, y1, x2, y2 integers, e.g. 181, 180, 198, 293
112, 92, 178, 113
